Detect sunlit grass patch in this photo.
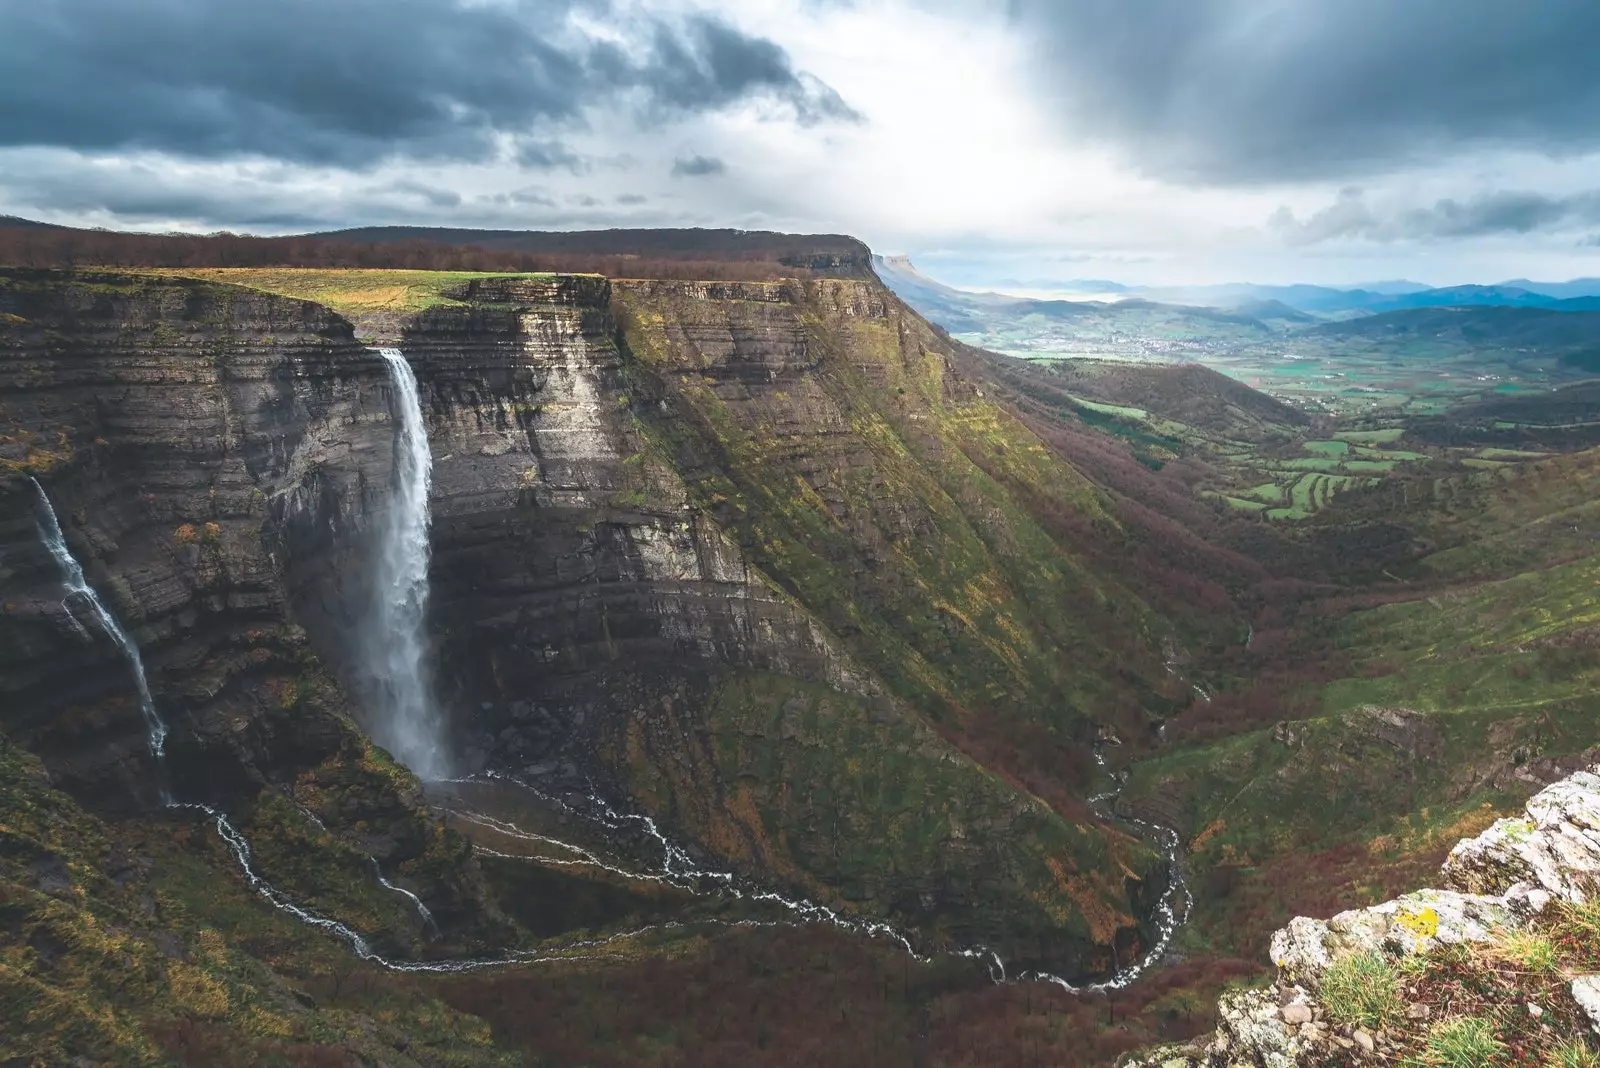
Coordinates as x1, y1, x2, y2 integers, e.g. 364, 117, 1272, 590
1336, 428, 1407, 444
1417, 1016, 1507, 1068
1320, 950, 1404, 1030
1549, 1038, 1600, 1068
131, 267, 555, 315
1492, 929, 1560, 973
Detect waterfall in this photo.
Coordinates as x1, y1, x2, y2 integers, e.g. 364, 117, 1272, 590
365, 348, 447, 780
29, 477, 449, 953
31, 479, 171, 791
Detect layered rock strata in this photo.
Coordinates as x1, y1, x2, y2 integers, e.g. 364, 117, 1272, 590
0, 267, 1170, 980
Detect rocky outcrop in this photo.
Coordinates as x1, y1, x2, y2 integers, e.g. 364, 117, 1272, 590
1122, 766, 1600, 1066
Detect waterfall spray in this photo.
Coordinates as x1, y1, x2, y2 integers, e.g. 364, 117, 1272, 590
31, 479, 170, 795
366, 347, 447, 780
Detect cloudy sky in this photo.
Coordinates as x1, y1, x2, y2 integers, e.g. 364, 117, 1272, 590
4, 0, 1600, 286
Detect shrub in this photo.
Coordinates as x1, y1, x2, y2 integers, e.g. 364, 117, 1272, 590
174, 523, 199, 545
1320, 950, 1403, 1030
1422, 1016, 1506, 1068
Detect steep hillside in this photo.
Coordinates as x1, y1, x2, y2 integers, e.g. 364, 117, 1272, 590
1115, 447, 1600, 968
612, 279, 1192, 759
980, 356, 1310, 442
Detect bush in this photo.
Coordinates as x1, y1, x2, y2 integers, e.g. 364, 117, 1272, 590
1320, 951, 1403, 1030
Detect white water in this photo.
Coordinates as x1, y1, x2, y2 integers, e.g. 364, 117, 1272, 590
30, 481, 458, 965
365, 348, 447, 780
31, 480, 170, 786
441, 762, 1190, 992
29, 474, 1188, 991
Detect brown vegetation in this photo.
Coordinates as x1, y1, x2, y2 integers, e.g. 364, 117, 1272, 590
0, 219, 869, 280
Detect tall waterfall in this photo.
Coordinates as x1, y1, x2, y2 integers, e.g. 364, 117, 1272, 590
31, 479, 171, 792
366, 348, 446, 780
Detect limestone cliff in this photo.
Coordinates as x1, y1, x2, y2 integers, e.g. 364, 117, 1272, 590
0, 266, 1172, 982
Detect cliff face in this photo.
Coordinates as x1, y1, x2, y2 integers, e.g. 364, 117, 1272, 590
0, 270, 388, 805
0, 269, 506, 950
0, 266, 1172, 982
382, 274, 1162, 971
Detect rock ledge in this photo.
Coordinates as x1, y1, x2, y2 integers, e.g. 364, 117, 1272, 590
1122, 765, 1600, 1066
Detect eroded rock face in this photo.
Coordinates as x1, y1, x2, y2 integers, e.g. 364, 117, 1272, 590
386, 276, 878, 772
1440, 768, 1600, 901
0, 268, 1165, 980
0, 270, 391, 807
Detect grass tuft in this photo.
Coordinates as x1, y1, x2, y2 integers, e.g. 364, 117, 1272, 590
1418, 1016, 1507, 1068
1494, 929, 1561, 973
1549, 1039, 1600, 1068
1320, 950, 1404, 1030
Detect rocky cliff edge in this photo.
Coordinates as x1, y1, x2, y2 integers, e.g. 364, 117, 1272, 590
1125, 766, 1600, 1066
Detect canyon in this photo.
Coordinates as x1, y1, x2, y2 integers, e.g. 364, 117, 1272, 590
3, 249, 1599, 1067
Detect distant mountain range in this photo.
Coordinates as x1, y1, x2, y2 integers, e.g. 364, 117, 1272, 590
888, 259, 1600, 318
873, 254, 1600, 376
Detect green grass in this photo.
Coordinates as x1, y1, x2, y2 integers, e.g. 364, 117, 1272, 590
1494, 930, 1560, 973
1243, 482, 1286, 502
1336, 428, 1406, 444
1320, 951, 1404, 1030
1549, 1040, 1600, 1068
1067, 395, 1149, 420
1478, 448, 1549, 460
1303, 440, 1351, 456
133, 267, 556, 316
1418, 1016, 1506, 1067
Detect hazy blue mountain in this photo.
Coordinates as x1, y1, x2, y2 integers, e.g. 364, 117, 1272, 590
1498, 278, 1600, 299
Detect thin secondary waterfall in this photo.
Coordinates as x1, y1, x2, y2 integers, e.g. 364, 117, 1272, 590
31, 479, 171, 788
29, 477, 447, 955
367, 347, 447, 780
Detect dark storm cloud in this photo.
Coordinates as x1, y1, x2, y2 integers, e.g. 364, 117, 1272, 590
672, 155, 728, 177
0, 0, 855, 167
0, 153, 699, 230
1271, 188, 1600, 244
1004, 0, 1600, 183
